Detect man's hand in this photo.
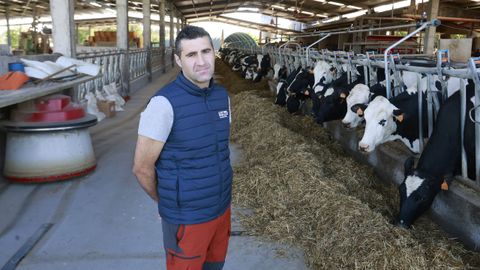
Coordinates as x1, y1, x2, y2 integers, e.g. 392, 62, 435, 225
133, 135, 164, 202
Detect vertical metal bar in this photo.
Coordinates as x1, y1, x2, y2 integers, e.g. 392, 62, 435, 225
467, 57, 480, 184
159, 0, 166, 73
475, 78, 480, 184
460, 79, 468, 178
426, 74, 434, 137
417, 75, 424, 152
363, 65, 369, 85
6, 6, 12, 47
384, 19, 440, 99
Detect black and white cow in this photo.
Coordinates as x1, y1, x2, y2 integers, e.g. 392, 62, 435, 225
310, 65, 366, 125
312, 61, 336, 95
253, 54, 272, 82
285, 68, 315, 114
358, 91, 429, 154
358, 73, 467, 153
273, 63, 288, 81
342, 82, 387, 128
274, 66, 303, 106
396, 81, 476, 228
239, 55, 258, 78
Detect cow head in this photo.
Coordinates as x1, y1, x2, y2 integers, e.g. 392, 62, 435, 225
396, 157, 441, 228
245, 68, 254, 80
273, 64, 288, 81
313, 88, 348, 125
358, 96, 404, 152
342, 84, 370, 128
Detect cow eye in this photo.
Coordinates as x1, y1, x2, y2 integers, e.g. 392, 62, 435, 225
378, 119, 386, 126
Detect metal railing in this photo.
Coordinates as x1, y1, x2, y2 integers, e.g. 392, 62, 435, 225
76, 47, 175, 100
227, 44, 480, 189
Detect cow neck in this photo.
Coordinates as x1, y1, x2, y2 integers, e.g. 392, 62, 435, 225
176, 72, 213, 97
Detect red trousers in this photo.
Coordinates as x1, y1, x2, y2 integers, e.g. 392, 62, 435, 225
162, 207, 231, 270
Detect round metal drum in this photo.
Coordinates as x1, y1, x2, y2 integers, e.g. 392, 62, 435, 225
4, 127, 96, 182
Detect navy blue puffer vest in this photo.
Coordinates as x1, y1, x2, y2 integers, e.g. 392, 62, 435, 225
154, 72, 232, 225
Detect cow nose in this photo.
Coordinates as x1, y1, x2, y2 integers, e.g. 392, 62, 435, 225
359, 143, 369, 152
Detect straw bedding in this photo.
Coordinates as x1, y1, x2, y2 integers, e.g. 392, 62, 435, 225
215, 59, 480, 269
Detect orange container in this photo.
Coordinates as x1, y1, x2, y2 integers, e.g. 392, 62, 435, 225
0, 72, 29, 90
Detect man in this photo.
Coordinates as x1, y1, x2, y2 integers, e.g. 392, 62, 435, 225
133, 25, 233, 270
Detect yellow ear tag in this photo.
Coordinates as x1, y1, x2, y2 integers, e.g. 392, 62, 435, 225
441, 180, 449, 191
356, 108, 363, 116
395, 114, 404, 123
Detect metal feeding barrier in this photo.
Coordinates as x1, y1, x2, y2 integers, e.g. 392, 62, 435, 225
224, 19, 480, 189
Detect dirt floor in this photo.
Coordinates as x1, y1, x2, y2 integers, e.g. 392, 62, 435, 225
215, 58, 480, 270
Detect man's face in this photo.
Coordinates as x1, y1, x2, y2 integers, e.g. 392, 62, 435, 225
175, 36, 215, 89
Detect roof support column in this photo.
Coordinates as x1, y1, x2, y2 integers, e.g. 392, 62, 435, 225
159, 0, 166, 73
116, 0, 130, 96
49, 0, 76, 57
408, 0, 417, 34
6, 6, 12, 48
169, 1, 175, 68
423, 0, 439, 55
143, 0, 152, 81
176, 13, 181, 36
221, 29, 224, 48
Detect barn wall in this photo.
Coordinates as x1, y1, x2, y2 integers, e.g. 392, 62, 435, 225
324, 121, 480, 251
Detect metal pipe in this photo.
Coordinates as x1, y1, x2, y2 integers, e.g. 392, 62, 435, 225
305, 34, 330, 67
417, 75, 424, 152
278, 41, 301, 66
293, 22, 421, 38
460, 78, 468, 178
468, 58, 480, 185
362, 16, 416, 21
384, 19, 441, 98
403, 14, 480, 23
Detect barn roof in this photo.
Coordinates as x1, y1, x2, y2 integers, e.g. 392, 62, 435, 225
0, 0, 479, 34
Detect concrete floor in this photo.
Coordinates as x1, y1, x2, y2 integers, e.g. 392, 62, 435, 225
0, 68, 308, 270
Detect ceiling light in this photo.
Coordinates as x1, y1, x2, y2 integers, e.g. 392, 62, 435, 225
322, 16, 340, 23
347, 5, 362, 10
88, 1, 102, 7
343, 9, 367, 18
314, 0, 327, 2
301, 11, 314, 16
328, 1, 346, 7
271, 5, 285, 9
237, 7, 259, 12
316, 14, 328, 18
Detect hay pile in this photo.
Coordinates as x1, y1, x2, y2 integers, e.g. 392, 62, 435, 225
216, 59, 480, 269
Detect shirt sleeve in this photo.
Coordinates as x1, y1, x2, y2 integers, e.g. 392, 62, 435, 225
138, 96, 174, 142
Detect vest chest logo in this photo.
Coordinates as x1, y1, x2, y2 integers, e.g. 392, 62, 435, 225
218, 110, 229, 119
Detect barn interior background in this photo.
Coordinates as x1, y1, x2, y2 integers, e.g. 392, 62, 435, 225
1, 0, 480, 269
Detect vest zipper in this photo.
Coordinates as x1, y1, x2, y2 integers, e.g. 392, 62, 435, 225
204, 93, 224, 211
176, 163, 180, 207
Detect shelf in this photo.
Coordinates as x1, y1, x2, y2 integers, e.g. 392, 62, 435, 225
0, 75, 96, 109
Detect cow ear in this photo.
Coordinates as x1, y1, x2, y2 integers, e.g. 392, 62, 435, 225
404, 157, 415, 177
351, 103, 367, 116
393, 109, 405, 122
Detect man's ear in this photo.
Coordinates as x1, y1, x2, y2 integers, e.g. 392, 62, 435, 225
174, 54, 182, 68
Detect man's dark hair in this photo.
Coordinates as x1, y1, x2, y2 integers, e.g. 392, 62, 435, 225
175, 25, 214, 56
